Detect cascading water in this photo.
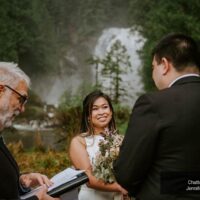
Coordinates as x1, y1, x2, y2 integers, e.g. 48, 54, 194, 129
35, 27, 145, 107
93, 27, 145, 107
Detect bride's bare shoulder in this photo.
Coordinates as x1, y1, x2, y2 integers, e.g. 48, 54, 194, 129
70, 134, 86, 146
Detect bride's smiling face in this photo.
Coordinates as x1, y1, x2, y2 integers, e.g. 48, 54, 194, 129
90, 97, 112, 131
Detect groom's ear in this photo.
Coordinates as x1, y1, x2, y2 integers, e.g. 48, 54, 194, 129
161, 57, 170, 75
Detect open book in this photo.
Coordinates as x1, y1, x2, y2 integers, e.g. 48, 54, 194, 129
20, 168, 88, 199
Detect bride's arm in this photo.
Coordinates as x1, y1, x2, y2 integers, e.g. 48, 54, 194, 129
69, 136, 127, 195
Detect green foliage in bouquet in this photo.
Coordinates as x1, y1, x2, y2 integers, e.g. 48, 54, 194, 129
92, 129, 124, 183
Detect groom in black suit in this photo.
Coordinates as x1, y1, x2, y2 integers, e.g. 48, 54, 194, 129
114, 33, 200, 200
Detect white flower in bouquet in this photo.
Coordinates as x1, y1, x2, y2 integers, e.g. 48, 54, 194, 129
92, 128, 124, 183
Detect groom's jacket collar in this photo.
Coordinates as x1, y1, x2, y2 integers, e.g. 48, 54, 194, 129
171, 75, 200, 87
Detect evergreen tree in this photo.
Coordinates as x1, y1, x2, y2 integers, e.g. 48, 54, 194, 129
128, 0, 200, 91
89, 40, 131, 103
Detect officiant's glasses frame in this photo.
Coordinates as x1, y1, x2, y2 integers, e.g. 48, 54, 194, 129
4, 85, 28, 105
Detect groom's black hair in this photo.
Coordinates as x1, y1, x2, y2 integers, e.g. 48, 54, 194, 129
152, 33, 200, 71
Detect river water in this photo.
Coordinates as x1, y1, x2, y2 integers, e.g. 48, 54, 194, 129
2, 125, 66, 151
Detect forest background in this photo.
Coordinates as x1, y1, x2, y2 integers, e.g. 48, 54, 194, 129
1, 0, 200, 177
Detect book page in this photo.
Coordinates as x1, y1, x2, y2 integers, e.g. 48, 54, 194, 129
20, 168, 84, 199
48, 168, 84, 191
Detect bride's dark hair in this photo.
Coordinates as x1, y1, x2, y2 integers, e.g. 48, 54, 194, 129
80, 90, 116, 136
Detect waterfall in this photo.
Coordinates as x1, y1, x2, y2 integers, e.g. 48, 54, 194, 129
34, 27, 145, 107
93, 27, 145, 106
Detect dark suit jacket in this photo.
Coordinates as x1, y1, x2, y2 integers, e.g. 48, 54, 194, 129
0, 136, 38, 200
114, 76, 200, 200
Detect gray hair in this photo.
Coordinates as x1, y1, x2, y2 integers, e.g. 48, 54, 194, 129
0, 62, 30, 88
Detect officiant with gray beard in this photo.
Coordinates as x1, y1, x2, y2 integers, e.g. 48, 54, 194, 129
0, 62, 59, 200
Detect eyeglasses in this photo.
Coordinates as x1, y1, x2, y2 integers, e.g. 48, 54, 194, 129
4, 85, 28, 105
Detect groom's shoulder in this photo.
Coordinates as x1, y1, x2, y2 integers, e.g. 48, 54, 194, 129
137, 87, 175, 103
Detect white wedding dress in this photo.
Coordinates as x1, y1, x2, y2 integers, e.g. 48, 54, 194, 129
78, 135, 122, 200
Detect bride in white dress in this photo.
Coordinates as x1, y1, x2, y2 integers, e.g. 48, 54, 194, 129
69, 90, 128, 200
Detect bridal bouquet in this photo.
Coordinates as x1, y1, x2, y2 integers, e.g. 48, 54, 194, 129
92, 128, 124, 183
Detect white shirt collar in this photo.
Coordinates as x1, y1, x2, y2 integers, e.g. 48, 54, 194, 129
168, 74, 200, 88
